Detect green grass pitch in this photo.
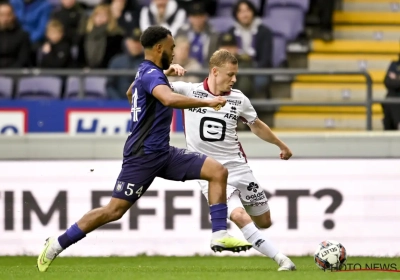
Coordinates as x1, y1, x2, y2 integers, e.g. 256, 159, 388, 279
1, 256, 399, 280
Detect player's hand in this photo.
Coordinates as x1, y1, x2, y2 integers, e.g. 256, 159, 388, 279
164, 64, 187, 77
280, 146, 292, 160
208, 96, 226, 111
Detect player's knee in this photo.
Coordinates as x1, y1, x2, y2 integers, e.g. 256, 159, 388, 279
230, 208, 252, 228
212, 164, 228, 182
255, 218, 272, 229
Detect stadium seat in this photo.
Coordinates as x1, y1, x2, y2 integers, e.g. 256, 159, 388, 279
85, 77, 107, 99
291, 83, 387, 102
0, 76, 13, 99
265, 7, 305, 37
216, 6, 232, 17
333, 11, 400, 25
272, 35, 287, 67
295, 70, 385, 83
342, 0, 397, 12
273, 112, 384, 130
334, 25, 400, 41
278, 104, 383, 114
307, 54, 396, 71
262, 15, 296, 40
311, 40, 400, 54
265, 0, 310, 12
15, 77, 62, 99
64, 76, 107, 99
209, 17, 235, 33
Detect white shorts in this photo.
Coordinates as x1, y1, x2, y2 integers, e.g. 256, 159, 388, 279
198, 163, 270, 218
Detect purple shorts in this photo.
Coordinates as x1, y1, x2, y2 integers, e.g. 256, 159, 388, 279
112, 146, 207, 203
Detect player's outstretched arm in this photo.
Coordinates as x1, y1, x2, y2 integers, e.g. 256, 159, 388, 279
249, 119, 292, 160
152, 84, 226, 110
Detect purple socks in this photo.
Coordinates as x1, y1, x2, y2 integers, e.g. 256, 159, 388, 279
209, 204, 228, 232
58, 223, 86, 249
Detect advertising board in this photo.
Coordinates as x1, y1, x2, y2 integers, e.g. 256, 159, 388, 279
0, 159, 398, 256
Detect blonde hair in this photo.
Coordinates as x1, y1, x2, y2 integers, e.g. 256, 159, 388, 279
86, 4, 119, 33
46, 19, 64, 33
209, 49, 238, 69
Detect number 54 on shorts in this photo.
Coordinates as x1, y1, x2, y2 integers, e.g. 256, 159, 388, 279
114, 180, 146, 200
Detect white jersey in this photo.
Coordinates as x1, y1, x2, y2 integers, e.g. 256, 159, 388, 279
171, 79, 258, 165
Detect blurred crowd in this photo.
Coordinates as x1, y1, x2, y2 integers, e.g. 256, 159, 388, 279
0, 0, 333, 99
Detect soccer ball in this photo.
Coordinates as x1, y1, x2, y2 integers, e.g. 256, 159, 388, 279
314, 240, 347, 271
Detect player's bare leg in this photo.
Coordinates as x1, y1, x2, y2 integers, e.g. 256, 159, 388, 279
200, 157, 252, 253
37, 198, 132, 272
230, 207, 296, 271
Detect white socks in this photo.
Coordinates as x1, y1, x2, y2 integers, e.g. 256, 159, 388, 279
46, 238, 64, 260
241, 222, 283, 263
212, 229, 228, 240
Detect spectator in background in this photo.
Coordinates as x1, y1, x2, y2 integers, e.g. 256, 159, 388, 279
37, 19, 72, 68
176, 2, 219, 67
109, 0, 140, 35
51, 0, 87, 45
229, 0, 273, 96
309, 0, 335, 42
218, 32, 254, 97
176, 0, 216, 16
229, 0, 272, 69
78, 4, 124, 68
9, 0, 52, 44
139, 0, 186, 36
168, 36, 202, 83
106, 28, 143, 99
382, 59, 400, 130
0, 2, 31, 68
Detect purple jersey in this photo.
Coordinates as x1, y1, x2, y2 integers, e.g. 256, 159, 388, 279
123, 60, 173, 157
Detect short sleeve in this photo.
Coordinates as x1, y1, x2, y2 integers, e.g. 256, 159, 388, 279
142, 69, 169, 95
239, 96, 258, 125
170, 81, 193, 96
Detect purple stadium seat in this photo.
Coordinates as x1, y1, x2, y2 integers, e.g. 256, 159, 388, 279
16, 77, 62, 99
216, 6, 233, 17
209, 17, 235, 33
218, 0, 237, 7
0, 76, 13, 99
266, 7, 305, 37
262, 15, 297, 40
266, 0, 310, 12
85, 77, 107, 99
272, 35, 287, 67
65, 76, 107, 99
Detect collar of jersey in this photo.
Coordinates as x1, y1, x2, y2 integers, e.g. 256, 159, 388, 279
203, 78, 231, 96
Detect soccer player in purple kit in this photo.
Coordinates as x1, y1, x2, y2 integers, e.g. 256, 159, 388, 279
37, 26, 252, 272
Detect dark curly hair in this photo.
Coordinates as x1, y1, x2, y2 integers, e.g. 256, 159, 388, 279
232, 0, 259, 21
140, 26, 172, 49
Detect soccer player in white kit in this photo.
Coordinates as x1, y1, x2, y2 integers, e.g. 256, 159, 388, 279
170, 49, 296, 271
